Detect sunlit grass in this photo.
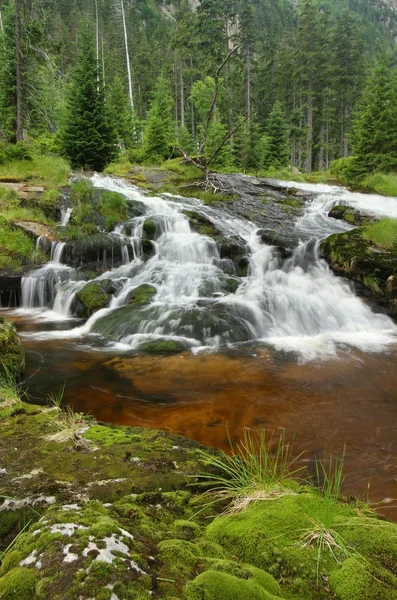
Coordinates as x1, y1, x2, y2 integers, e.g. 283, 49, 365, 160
362, 173, 397, 197
361, 218, 397, 249
0, 155, 70, 188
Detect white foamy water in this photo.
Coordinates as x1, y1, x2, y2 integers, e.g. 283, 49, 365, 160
18, 174, 397, 361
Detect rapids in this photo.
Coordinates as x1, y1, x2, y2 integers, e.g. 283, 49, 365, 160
14, 174, 397, 361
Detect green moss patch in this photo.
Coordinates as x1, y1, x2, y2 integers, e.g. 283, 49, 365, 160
0, 318, 25, 378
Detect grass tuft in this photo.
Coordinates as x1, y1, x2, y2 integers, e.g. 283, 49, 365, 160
196, 428, 305, 514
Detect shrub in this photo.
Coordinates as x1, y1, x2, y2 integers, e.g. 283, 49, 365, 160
128, 148, 146, 165
71, 179, 94, 204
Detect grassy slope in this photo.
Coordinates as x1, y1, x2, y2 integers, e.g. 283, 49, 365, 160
0, 155, 70, 270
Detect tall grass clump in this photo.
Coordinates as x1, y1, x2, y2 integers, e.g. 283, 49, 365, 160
361, 218, 397, 249
197, 428, 305, 513
300, 453, 356, 579
0, 367, 22, 408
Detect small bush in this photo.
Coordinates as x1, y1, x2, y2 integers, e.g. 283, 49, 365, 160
128, 148, 146, 165
6, 142, 33, 161
71, 179, 94, 204
98, 191, 128, 229
329, 156, 362, 184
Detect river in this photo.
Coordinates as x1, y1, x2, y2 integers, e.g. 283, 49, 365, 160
2, 174, 397, 517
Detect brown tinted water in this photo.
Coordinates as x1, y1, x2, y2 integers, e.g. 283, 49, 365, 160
10, 310, 397, 520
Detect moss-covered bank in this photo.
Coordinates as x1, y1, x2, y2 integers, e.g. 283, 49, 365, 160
0, 317, 25, 376
1, 393, 397, 599
321, 221, 397, 317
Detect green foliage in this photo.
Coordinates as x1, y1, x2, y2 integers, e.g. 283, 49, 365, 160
353, 57, 397, 175
97, 191, 128, 229
143, 76, 174, 163
0, 219, 37, 269
62, 24, 117, 171
361, 218, 397, 250
258, 101, 290, 170
70, 179, 94, 205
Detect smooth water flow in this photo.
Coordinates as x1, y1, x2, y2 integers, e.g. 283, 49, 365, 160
18, 174, 397, 360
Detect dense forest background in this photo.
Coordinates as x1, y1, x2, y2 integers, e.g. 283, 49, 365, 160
0, 0, 396, 175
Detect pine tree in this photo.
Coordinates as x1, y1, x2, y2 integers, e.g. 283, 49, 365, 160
258, 101, 290, 170
239, 0, 255, 120
107, 75, 136, 149
196, 0, 227, 74
62, 24, 117, 171
353, 57, 397, 174
143, 75, 174, 163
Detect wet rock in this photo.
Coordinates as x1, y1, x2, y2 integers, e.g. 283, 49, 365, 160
328, 204, 374, 226
0, 272, 23, 307
62, 234, 129, 270
257, 229, 293, 259
183, 210, 222, 238
141, 238, 155, 257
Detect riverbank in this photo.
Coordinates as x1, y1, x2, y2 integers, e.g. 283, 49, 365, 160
1, 321, 397, 600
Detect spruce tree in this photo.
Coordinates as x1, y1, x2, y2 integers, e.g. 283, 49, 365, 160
62, 24, 117, 171
353, 57, 397, 174
143, 75, 174, 163
258, 101, 290, 170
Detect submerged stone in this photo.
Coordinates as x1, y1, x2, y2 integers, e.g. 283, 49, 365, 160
137, 339, 187, 354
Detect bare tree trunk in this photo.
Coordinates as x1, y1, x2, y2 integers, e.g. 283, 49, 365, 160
95, 0, 99, 90
180, 51, 185, 128
246, 48, 252, 121
190, 55, 195, 142
15, 0, 23, 142
101, 36, 105, 88
342, 105, 349, 157
305, 78, 313, 173
174, 52, 178, 137
121, 0, 133, 110
0, 11, 4, 35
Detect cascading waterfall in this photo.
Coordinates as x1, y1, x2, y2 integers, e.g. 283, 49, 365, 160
61, 208, 73, 226
18, 174, 397, 360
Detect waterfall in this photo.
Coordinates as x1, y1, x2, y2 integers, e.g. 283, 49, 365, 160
60, 208, 72, 226
17, 174, 397, 360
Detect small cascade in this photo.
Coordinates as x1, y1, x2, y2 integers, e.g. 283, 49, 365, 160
50, 242, 66, 264
61, 208, 72, 226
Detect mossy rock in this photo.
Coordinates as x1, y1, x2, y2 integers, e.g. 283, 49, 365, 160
0, 317, 25, 378
328, 204, 373, 226
143, 219, 156, 238
137, 339, 187, 354
74, 280, 116, 318
185, 569, 284, 600
126, 284, 157, 306
329, 557, 397, 600
321, 228, 397, 316
206, 494, 397, 600
183, 210, 222, 239
0, 567, 36, 599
